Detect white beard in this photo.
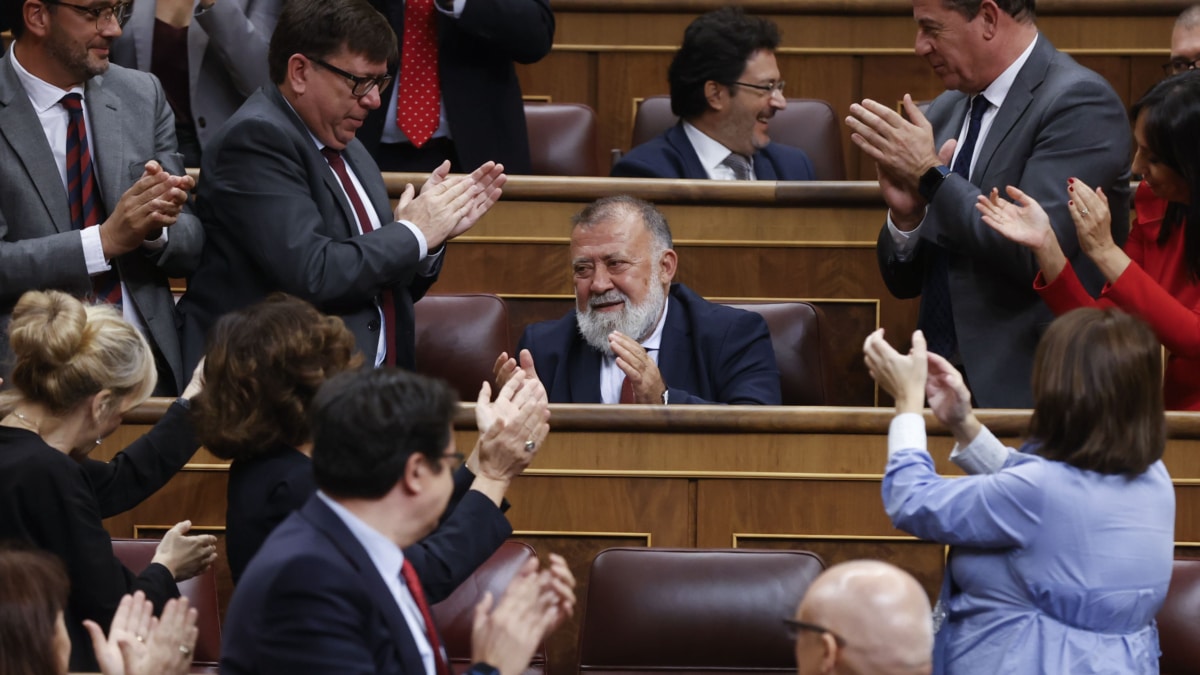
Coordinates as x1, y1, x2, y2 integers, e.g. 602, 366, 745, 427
575, 276, 667, 357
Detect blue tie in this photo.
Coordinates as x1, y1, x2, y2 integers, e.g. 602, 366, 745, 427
923, 95, 990, 358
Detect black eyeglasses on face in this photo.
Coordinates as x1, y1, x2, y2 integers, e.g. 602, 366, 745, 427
1163, 57, 1200, 75
307, 56, 393, 98
733, 80, 786, 96
783, 618, 848, 647
43, 0, 132, 28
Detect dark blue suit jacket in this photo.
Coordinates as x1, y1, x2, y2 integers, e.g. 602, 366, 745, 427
518, 284, 781, 405
221, 495, 501, 675
611, 123, 815, 180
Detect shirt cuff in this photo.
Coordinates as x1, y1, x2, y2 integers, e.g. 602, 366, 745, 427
887, 413, 927, 458
399, 220, 430, 260
80, 227, 112, 274
437, 0, 464, 17
949, 425, 1007, 475
141, 227, 169, 250
886, 209, 926, 261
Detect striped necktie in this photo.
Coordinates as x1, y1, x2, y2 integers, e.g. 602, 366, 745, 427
61, 93, 121, 308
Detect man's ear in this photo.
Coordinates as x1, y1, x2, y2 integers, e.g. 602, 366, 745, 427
23, 0, 51, 38
399, 452, 427, 495
704, 80, 728, 111
659, 248, 678, 284
818, 632, 839, 673
286, 53, 311, 95
978, 0, 1001, 39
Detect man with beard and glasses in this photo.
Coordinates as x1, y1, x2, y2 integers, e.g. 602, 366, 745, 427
610, 7, 814, 181
0, 0, 203, 396
494, 195, 781, 405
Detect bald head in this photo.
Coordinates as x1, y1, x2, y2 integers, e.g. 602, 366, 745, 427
793, 561, 932, 675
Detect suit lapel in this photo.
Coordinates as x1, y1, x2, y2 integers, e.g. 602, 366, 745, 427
344, 141, 393, 226
186, 18, 211, 98
754, 150, 778, 180
972, 35, 1052, 185
300, 498, 427, 674
566, 325, 604, 403
0, 57, 72, 232
85, 75, 125, 214
666, 123, 710, 179
126, 0, 156, 70
655, 290, 691, 390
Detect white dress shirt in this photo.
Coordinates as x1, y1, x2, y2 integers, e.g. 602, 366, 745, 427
380, 0, 468, 145
682, 121, 758, 180
599, 300, 669, 404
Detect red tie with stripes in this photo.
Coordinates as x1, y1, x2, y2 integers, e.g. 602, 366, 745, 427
400, 559, 452, 675
396, 0, 440, 147
61, 93, 121, 308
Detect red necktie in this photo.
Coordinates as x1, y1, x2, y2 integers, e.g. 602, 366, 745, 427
396, 0, 440, 147
619, 376, 635, 404
61, 93, 121, 309
400, 559, 452, 675
320, 147, 397, 367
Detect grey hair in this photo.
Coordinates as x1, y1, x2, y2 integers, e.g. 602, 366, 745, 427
571, 195, 673, 254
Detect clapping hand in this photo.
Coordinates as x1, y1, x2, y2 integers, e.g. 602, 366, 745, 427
863, 328, 928, 414
85, 591, 198, 675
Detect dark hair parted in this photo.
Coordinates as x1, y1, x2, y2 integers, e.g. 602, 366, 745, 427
0, 546, 70, 675
1029, 308, 1165, 476
1131, 70, 1200, 279
268, 0, 398, 85
572, 195, 673, 252
942, 0, 1035, 22
667, 7, 780, 120
191, 295, 362, 462
310, 368, 458, 500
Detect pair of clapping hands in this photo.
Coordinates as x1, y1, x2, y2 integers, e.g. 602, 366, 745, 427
84, 591, 198, 675
465, 354, 551, 505
393, 161, 507, 252
494, 341, 665, 404
101, 161, 194, 260
471, 554, 576, 675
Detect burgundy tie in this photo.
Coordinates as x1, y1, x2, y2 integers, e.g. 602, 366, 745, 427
400, 559, 452, 675
396, 0, 440, 147
320, 147, 397, 367
619, 376, 635, 404
61, 93, 121, 308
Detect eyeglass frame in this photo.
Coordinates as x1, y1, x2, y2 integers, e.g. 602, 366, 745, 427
783, 618, 848, 647
1162, 57, 1200, 75
306, 56, 394, 98
732, 80, 786, 96
441, 451, 466, 471
41, 0, 133, 29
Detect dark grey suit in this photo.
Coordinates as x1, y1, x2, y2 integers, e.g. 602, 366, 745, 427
0, 53, 203, 392
177, 86, 441, 372
877, 36, 1132, 408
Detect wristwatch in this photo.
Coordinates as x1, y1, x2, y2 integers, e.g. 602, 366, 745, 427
470, 664, 500, 675
918, 165, 952, 202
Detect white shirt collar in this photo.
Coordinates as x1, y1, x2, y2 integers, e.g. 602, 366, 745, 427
978, 33, 1038, 109
8, 42, 84, 112
316, 491, 406, 580
682, 121, 753, 180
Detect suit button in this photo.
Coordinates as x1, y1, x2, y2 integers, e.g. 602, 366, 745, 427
368, 319, 380, 332
197, 117, 207, 128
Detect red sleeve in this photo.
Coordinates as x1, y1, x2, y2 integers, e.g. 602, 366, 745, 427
1033, 263, 1110, 315
1105, 263, 1200, 358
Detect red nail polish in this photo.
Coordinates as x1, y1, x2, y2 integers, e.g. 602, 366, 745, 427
1068, 200, 1074, 206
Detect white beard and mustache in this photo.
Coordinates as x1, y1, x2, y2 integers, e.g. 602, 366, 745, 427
575, 274, 667, 357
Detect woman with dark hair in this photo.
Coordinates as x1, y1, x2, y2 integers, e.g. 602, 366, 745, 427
0, 548, 71, 675
864, 309, 1173, 673
191, 294, 550, 594
978, 70, 1200, 410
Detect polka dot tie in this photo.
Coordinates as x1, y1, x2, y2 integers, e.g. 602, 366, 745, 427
397, 0, 440, 148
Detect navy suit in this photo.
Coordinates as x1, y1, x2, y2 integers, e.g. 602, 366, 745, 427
221, 495, 502, 675
611, 123, 814, 180
519, 284, 781, 405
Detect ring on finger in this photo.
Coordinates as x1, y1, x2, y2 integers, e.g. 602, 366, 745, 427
179, 645, 191, 657
136, 634, 145, 643
524, 440, 536, 452
1079, 207, 1090, 216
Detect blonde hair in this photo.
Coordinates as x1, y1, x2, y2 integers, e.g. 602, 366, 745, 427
0, 291, 156, 415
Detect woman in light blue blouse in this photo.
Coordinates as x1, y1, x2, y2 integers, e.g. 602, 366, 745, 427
864, 308, 1174, 674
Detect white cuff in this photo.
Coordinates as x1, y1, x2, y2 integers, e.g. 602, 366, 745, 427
80, 227, 111, 275
141, 227, 169, 251
399, 220, 429, 260
886, 209, 926, 261
887, 413, 927, 458
949, 425, 1008, 475
438, 0, 465, 17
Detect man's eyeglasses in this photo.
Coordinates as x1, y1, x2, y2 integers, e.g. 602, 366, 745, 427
43, 0, 132, 29
783, 618, 848, 647
441, 452, 466, 470
1163, 57, 1200, 75
307, 57, 393, 98
733, 80, 786, 96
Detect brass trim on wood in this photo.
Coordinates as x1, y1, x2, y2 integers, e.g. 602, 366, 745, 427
133, 524, 226, 538
513, 530, 653, 547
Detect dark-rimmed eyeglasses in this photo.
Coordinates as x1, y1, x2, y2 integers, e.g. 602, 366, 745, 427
783, 618, 847, 647
43, 0, 132, 28
441, 451, 466, 470
307, 56, 393, 98
1163, 57, 1200, 75
733, 80, 786, 96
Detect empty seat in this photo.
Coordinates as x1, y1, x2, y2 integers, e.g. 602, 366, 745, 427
524, 102, 603, 176
414, 294, 510, 401
1158, 558, 1200, 674
110, 538, 221, 674
727, 301, 833, 406
432, 540, 548, 675
631, 95, 846, 180
578, 547, 825, 675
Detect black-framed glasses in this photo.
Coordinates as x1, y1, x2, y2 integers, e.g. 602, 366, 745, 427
1163, 57, 1200, 75
43, 0, 132, 28
733, 80, 786, 96
307, 56, 393, 98
783, 619, 847, 647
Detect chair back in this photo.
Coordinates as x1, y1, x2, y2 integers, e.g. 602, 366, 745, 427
726, 302, 833, 405
110, 538, 221, 673
524, 102, 603, 176
431, 541, 548, 675
1159, 558, 1200, 674
414, 294, 510, 401
577, 547, 825, 675
631, 96, 846, 180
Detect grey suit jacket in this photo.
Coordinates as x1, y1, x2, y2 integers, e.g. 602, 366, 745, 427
176, 86, 441, 373
877, 35, 1132, 408
111, 0, 280, 148
0, 53, 203, 392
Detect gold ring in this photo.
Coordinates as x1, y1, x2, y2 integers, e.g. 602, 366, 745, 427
179, 645, 192, 657
1079, 207, 1090, 216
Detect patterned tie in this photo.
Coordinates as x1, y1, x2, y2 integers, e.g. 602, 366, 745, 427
396, 0, 440, 147
923, 95, 990, 358
61, 93, 121, 308
400, 559, 452, 675
721, 152, 753, 180
321, 147, 397, 367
